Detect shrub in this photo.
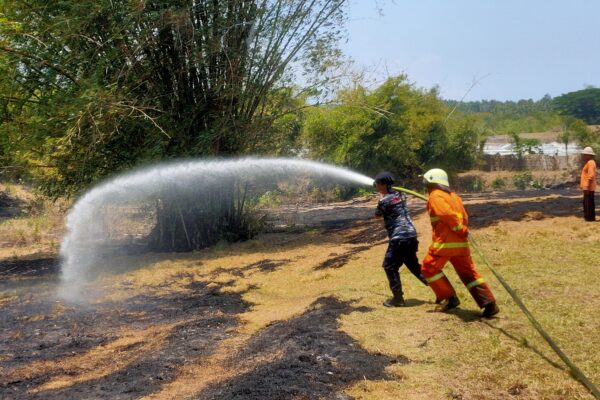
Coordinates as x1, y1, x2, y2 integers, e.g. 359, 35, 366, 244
531, 179, 544, 189
458, 176, 485, 193
513, 172, 533, 190
257, 191, 282, 208
470, 177, 485, 192
491, 177, 506, 190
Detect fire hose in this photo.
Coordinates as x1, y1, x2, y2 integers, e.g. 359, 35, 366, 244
392, 185, 600, 399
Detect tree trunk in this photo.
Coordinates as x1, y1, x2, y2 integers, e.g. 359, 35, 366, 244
148, 179, 261, 251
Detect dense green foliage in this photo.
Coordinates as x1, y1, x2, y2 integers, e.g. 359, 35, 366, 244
0, 0, 346, 251
301, 76, 482, 182
0, 0, 344, 196
553, 87, 600, 125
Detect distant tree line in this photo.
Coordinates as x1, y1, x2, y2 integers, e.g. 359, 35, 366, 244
444, 88, 600, 138
444, 96, 561, 135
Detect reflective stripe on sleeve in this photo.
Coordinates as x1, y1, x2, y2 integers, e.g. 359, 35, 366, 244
430, 216, 440, 223
466, 278, 485, 290
425, 272, 446, 284
430, 242, 469, 250
451, 224, 464, 232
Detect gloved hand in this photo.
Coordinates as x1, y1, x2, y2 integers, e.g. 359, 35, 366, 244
457, 226, 469, 238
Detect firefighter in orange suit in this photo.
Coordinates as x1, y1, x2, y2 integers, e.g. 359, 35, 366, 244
421, 168, 499, 318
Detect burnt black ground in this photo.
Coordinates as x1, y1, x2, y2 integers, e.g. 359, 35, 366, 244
0, 229, 402, 400
0, 258, 59, 290
1, 188, 582, 399
197, 297, 405, 400
0, 270, 248, 400
0, 191, 25, 219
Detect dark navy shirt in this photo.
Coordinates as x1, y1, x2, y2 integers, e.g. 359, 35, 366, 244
375, 191, 417, 240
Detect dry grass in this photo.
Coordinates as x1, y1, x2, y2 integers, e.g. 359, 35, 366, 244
339, 204, 600, 399
0, 183, 65, 259
78, 197, 599, 399
457, 170, 577, 192
2, 189, 599, 399
25, 322, 180, 393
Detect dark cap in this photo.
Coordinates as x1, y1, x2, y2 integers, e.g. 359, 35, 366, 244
374, 171, 394, 186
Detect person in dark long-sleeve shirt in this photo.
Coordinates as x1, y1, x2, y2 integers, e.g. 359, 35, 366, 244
374, 172, 427, 307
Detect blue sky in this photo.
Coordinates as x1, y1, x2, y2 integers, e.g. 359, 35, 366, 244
342, 0, 600, 101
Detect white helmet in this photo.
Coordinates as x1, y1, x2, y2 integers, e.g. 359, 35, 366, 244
423, 168, 450, 187
582, 146, 596, 156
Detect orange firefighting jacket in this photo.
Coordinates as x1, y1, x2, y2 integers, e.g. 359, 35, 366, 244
580, 159, 597, 191
427, 188, 470, 256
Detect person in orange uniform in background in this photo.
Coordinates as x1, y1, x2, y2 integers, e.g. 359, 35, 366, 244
420, 168, 499, 318
580, 146, 597, 222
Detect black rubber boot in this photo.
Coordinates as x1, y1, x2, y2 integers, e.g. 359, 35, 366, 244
383, 291, 406, 307
482, 302, 500, 318
436, 295, 460, 312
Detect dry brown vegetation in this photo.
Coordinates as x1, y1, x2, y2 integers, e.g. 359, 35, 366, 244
456, 170, 578, 192
0, 183, 65, 259
1, 185, 599, 399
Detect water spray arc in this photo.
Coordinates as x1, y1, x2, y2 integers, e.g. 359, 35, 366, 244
59, 158, 373, 300
392, 185, 600, 399
58, 157, 598, 397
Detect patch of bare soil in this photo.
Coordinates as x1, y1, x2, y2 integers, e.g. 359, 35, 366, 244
210, 259, 291, 278
264, 195, 378, 230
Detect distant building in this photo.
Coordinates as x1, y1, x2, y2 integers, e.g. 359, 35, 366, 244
483, 141, 580, 156
481, 134, 581, 171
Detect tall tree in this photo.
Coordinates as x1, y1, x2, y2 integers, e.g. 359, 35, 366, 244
0, 0, 346, 195
1, 0, 347, 251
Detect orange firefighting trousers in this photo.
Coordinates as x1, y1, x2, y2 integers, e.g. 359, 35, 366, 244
422, 251, 496, 308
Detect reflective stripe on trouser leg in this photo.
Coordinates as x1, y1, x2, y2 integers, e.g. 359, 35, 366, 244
466, 278, 485, 290
449, 255, 496, 308
422, 252, 456, 301
425, 272, 445, 284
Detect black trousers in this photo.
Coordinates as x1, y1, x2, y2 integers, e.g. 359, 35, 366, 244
583, 191, 596, 221
382, 237, 426, 295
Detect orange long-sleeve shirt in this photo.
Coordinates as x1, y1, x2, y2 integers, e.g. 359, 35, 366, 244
427, 188, 470, 256
580, 159, 597, 191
